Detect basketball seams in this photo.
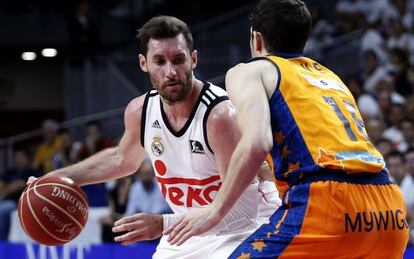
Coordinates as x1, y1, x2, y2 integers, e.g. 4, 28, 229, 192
33, 179, 85, 228
22, 178, 88, 205
35, 178, 88, 216
25, 182, 71, 243
23, 182, 87, 203
38, 176, 88, 202
18, 177, 89, 245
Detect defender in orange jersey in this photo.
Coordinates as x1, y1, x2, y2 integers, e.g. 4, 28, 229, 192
165, 0, 409, 257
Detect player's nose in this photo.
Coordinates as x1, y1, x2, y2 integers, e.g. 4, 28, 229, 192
165, 62, 177, 77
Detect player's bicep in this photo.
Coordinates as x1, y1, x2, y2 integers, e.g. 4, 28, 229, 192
206, 101, 240, 179
117, 96, 147, 171
226, 65, 272, 145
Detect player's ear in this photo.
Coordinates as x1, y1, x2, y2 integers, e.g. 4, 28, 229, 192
254, 31, 263, 53
191, 50, 198, 69
139, 54, 148, 72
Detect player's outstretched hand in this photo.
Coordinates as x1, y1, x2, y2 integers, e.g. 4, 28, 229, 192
113, 213, 163, 245
164, 206, 221, 246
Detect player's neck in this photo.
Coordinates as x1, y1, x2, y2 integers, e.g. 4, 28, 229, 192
253, 49, 270, 58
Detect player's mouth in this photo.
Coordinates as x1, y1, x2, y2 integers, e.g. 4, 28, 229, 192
164, 81, 181, 88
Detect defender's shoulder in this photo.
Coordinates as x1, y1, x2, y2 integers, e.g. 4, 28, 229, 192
227, 59, 276, 77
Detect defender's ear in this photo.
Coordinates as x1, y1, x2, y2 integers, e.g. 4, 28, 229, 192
254, 31, 264, 52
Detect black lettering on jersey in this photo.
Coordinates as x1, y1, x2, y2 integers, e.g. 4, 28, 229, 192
345, 212, 361, 233
190, 140, 204, 154
152, 120, 161, 129
345, 209, 408, 233
395, 209, 408, 230
362, 211, 374, 232
373, 210, 389, 231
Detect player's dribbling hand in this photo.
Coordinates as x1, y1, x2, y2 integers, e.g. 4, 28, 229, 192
113, 213, 163, 245
164, 206, 221, 246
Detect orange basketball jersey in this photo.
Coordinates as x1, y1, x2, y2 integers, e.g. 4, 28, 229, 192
262, 55, 385, 186
229, 54, 408, 259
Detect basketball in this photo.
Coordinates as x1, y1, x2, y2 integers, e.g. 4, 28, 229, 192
17, 176, 89, 246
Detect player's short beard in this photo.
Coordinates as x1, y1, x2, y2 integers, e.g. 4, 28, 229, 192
150, 70, 193, 104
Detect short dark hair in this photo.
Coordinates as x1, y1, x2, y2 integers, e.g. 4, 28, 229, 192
137, 15, 193, 55
249, 0, 312, 54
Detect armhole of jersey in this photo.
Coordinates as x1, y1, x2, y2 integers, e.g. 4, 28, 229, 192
140, 91, 156, 147
246, 56, 282, 95
202, 96, 230, 154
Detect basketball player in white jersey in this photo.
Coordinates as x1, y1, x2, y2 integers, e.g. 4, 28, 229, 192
32, 15, 280, 258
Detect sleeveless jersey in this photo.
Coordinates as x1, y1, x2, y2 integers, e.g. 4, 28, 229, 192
260, 55, 385, 183
141, 82, 232, 215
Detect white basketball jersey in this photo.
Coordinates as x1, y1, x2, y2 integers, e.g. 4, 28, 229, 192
141, 82, 230, 215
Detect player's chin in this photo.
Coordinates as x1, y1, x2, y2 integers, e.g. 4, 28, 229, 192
164, 93, 185, 103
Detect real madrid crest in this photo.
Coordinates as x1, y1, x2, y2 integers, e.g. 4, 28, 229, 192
151, 136, 164, 156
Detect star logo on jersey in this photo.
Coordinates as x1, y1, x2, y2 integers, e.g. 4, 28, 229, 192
281, 145, 290, 158
152, 120, 161, 129
316, 147, 345, 170
274, 131, 285, 145
237, 253, 251, 259
151, 136, 164, 156
189, 140, 204, 154
316, 148, 337, 163
283, 161, 300, 178
251, 240, 266, 252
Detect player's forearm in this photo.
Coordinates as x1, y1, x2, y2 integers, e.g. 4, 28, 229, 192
211, 140, 268, 219
48, 147, 136, 186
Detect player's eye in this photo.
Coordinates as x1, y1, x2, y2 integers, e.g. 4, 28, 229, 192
155, 59, 165, 65
173, 58, 185, 65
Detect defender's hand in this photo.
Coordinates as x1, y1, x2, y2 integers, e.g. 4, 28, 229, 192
113, 213, 163, 245
163, 206, 221, 246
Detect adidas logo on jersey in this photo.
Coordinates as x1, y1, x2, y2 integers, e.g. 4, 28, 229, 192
190, 140, 204, 154
152, 120, 161, 129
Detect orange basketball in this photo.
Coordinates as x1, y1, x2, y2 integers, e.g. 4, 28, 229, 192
18, 176, 89, 246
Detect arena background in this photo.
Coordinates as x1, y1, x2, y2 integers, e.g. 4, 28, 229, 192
0, 0, 413, 258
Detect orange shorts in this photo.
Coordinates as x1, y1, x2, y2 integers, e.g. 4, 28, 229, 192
230, 170, 409, 259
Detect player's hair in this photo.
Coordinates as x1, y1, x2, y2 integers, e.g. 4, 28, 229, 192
137, 15, 193, 55
249, 0, 312, 54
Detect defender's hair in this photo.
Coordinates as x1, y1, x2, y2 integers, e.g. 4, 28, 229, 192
250, 0, 312, 54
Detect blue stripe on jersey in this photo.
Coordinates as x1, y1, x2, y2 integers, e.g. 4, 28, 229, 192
229, 183, 311, 258
335, 151, 385, 164
269, 89, 315, 182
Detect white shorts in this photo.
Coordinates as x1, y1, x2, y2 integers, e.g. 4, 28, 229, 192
153, 230, 253, 259
258, 180, 281, 225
